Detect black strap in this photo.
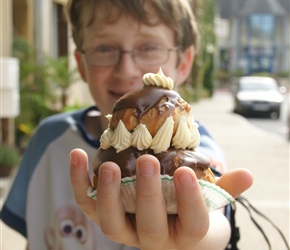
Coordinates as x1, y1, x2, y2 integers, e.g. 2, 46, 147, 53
235, 196, 290, 250
210, 166, 289, 250
226, 201, 240, 250
210, 166, 240, 250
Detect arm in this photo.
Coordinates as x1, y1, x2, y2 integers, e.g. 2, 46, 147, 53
70, 148, 253, 250
194, 211, 231, 250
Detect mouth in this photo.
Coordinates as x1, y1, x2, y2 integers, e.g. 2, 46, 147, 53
109, 90, 127, 100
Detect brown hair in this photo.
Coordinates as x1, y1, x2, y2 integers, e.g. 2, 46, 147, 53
65, 0, 199, 52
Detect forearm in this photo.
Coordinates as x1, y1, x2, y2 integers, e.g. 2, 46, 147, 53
193, 211, 231, 250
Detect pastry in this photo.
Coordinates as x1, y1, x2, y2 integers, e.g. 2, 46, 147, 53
92, 68, 215, 188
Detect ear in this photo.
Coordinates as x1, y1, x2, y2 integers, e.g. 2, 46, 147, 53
74, 50, 87, 83
175, 46, 195, 87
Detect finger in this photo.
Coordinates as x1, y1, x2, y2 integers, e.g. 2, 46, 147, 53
135, 155, 169, 246
70, 148, 99, 224
174, 167, 209, 242
97, 162, 136, 245
215, 168, 253, 198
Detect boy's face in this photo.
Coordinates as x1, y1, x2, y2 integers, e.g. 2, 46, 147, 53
75, 12, 193, 117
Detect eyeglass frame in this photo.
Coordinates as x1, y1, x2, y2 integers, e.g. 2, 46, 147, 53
79, 45, 182, 67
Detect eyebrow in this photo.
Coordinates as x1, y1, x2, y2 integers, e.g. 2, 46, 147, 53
89, 31, 169, 44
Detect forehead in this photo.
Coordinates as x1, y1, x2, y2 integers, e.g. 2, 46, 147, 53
81, 1, 159, 26
81, 4, 175, 48
79, 1, 176, 46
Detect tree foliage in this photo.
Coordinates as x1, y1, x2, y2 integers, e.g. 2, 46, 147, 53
12, 37, 78, 149
46, 56, 79, 108
180, 0, 216, 100
13, 38, 57, 137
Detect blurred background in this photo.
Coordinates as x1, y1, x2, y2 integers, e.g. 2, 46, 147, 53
0, 0, 289, 249
0, 0, 289, 149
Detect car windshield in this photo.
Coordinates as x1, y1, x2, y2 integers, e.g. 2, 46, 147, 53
239, 80, 278, 91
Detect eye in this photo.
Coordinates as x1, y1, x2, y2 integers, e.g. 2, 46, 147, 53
74, 224, 87, 244
138, 44, 163, 52
94, 45, 117, 53
59, 219, 74, 237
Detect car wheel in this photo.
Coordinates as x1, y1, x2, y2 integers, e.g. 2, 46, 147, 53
233, 100, 239, 113
270, 111, 280, 119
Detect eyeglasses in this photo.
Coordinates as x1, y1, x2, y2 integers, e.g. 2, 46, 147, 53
80, 45, 181, 67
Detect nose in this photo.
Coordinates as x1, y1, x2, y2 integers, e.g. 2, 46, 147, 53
113, 51, 140, 83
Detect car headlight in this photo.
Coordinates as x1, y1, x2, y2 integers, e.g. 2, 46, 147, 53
237, 93, 251, 101
268, 95, 284, 103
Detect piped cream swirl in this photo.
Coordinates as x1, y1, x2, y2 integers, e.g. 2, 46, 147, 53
172, 117, 191, 149
100, 116, 200, 153
131, 124, 152, 150
142, 68, 174, 90
100, 128, 113, 150
150, 117, 174, 153
110, 120, 131, 153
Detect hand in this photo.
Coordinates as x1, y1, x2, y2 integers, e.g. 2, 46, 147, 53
70, 148, 253, 250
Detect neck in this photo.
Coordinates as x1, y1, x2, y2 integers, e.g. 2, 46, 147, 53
84, 111, 108, 140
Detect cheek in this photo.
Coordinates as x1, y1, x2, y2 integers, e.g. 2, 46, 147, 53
85, 69, 109, 100
86, 66, 106, 82
85, 67, 110, 91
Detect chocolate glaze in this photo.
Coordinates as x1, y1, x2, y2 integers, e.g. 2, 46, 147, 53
93, 147, 210, 179
113, 86, 184, 119
95, 86, 210, 181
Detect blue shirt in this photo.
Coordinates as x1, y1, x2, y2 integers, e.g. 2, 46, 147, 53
1, 106, 226, 249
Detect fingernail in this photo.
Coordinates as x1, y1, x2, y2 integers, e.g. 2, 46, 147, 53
178, 172, 194, 187
70, 153, 79, 165
139, 161, 155, 176
101, 169, 113, 183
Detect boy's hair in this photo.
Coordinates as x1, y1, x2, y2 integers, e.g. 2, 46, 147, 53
65, 0, 199, 52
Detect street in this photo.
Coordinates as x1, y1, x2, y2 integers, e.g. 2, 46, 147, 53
191, 90, 289, 250
245, 93, 290, 141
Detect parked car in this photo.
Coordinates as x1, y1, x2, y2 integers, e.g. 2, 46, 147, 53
232, 76, 285, 119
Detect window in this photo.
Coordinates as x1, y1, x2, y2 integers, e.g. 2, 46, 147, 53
52, 3, 68, 57
249, 14, 275, 47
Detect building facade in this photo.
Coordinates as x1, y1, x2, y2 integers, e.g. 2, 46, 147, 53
4, 0, 93, 106
4, 0, 290, 109
10, 0, 68, 58
215, 0, 290, 76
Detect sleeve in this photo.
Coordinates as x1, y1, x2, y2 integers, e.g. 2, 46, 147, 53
0, 116, 71, 237
197, 121, 227, 173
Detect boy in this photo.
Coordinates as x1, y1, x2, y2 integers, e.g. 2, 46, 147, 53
1, 0, 253, 249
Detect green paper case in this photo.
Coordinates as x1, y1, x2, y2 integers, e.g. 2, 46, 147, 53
87, 174, 234, 214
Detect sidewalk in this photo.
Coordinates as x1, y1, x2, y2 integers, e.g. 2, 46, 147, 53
191, 90, 289, 249
1, 89, 289, 250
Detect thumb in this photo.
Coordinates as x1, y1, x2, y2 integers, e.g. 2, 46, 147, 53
215, 168, 254, 198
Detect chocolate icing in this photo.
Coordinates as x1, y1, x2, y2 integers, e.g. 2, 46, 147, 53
113, 86, 184, 119
93, 147, 210, 179
94, 85, 210, 181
